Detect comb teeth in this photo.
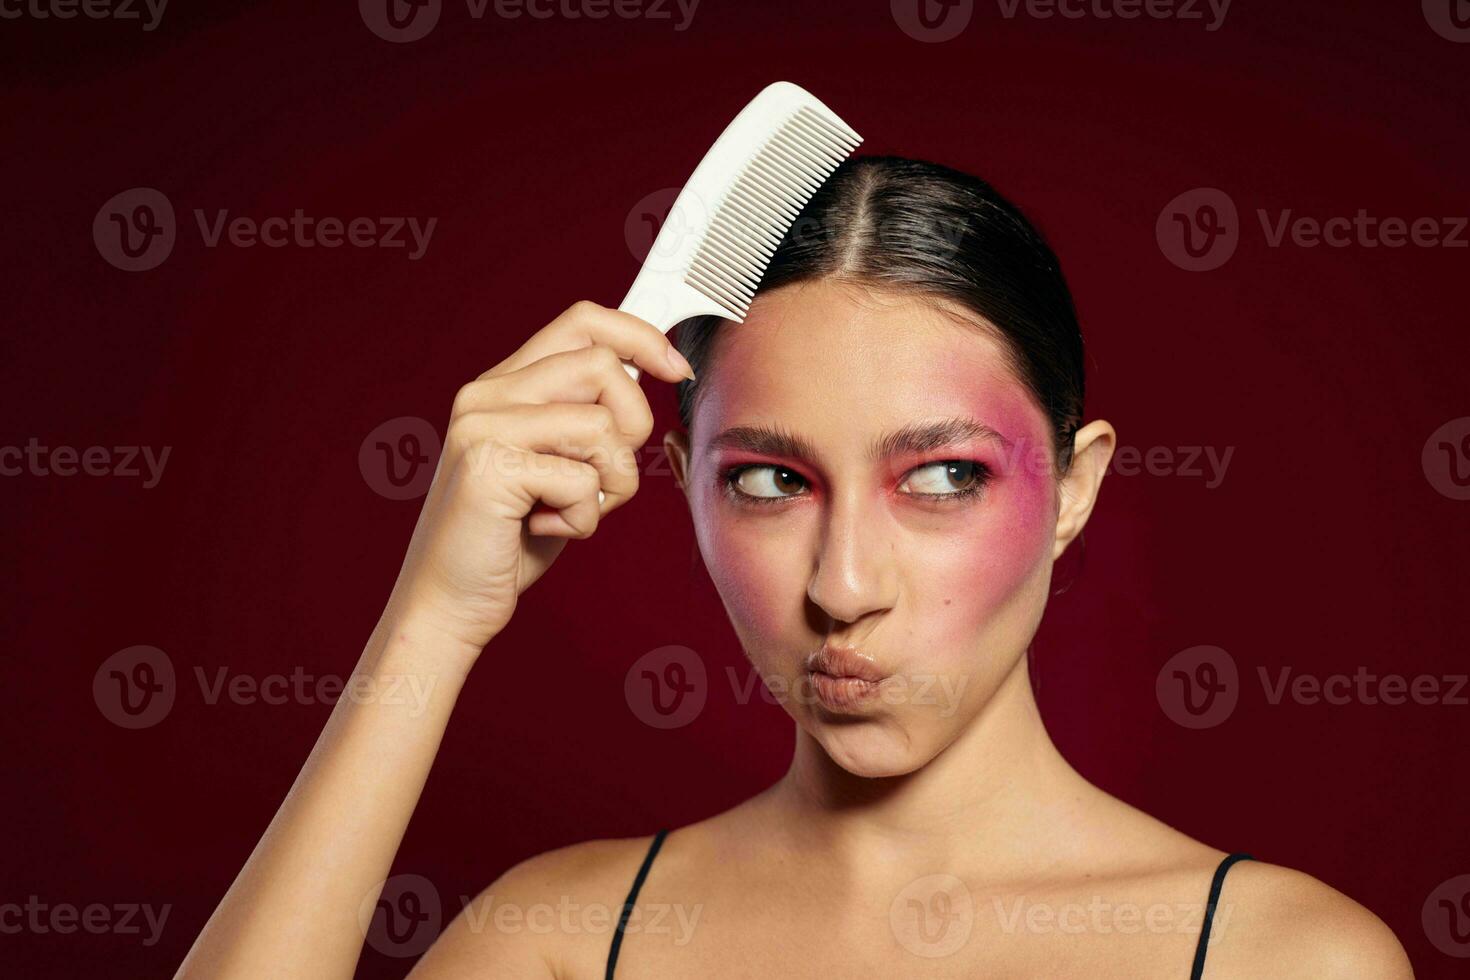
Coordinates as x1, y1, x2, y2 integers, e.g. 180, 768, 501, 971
684, 105, 862, 321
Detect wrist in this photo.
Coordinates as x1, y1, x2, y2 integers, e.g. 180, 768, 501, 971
371, 599, 491, 682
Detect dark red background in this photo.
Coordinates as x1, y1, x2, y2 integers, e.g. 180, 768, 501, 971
3, 0, 1466, 976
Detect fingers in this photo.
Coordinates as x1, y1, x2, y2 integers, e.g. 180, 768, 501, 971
481, 300, 694, 384
454, 345, 655, 448
454, 404, 641, 510
506, 450, 605, 539
437, 300, 691, 543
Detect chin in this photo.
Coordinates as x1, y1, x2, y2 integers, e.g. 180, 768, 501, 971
809, 717, 937, 779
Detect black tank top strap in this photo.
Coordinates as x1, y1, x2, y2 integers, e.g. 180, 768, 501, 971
1189, 852, 1254, 979
607, 835, 1252, 978
605, 829, 669, 980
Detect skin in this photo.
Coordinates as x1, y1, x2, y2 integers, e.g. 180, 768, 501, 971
176, 286, 1414, 979
678, 278, 1065, 782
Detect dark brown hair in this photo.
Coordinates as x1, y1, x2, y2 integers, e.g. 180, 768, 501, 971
672, 155, 1086, 473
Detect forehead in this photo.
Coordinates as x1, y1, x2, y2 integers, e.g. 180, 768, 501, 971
690, 279, 1043, 445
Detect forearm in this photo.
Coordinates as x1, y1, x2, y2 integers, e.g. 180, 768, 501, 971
175, 612, 479, 980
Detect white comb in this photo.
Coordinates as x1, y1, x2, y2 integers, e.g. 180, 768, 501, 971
617, 81, 862, 382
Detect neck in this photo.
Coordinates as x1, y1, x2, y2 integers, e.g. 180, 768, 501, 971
763, 653, 1097, 882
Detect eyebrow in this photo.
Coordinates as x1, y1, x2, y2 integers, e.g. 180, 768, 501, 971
709, 417, 1012, 462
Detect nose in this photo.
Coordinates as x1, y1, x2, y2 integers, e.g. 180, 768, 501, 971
805, 483, 899, 628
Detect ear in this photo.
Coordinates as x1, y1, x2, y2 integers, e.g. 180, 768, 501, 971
1053, 420, 1116, 561
662, 428, 694, 504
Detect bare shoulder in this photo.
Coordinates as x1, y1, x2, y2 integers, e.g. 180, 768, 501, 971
1081, 791, 1413, 977
1204, 859, 1414, 978
407, 834, 661, 980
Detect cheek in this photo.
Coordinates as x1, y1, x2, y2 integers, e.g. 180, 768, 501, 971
919, 469, 1056, 645
692, 491, 800, 644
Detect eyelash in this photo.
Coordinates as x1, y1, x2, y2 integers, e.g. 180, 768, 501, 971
717, 461, 993, 507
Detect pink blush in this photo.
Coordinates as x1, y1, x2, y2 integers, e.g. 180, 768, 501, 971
691, 485, 803, 642
903, 375, 1059, 641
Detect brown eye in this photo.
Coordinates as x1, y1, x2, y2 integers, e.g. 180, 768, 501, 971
732, 465, 806, 499
899, 460, 987, 497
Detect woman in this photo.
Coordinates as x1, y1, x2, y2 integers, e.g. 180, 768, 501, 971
177, 157, 1413, 978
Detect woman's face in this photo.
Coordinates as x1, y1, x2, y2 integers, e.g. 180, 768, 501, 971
668, 279, 1067, 778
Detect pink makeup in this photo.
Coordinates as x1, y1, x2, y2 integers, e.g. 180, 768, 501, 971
685, 281, 1063, 727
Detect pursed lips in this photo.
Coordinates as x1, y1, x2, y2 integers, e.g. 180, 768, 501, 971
806, 644, 888, 682
804, 644, 889, 710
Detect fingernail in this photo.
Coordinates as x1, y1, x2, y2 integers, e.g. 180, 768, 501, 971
665, 344, 696, 381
